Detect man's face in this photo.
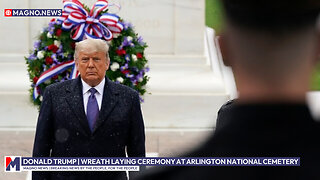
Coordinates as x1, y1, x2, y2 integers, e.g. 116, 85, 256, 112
76, 48, 109, 87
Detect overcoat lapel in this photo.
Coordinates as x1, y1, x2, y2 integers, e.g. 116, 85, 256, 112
65, 77, 92, 136
93, 78, 119, 134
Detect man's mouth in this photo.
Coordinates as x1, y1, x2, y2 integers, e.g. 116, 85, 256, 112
87, 72, 97, 75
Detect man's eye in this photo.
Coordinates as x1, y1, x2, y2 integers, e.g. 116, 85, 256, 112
93, 58, 100, 61
81, 58, 89, 62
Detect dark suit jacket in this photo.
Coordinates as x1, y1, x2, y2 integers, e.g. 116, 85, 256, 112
215, 99, 236, 132
136, 103, 320, 180
33, 77, 145, 180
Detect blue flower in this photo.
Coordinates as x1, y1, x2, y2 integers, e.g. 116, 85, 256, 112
67, 54, 73, 59
42, 64, 47, 71
49, 27, 55, 34
48, 20, 59, 27
120, 63, 129, 71
126, 74, 134, 78
56, 20, 62, 25
51, 54, 59, 64
51, 53, 57, 60
135, 73, 144, 82
137, 36, 145, 46
130, 78, 137, 84
27, 54, 37, 63
28, 54, 37, 61
123, 21, 133, 30
121, 37, 130, 47
57, 52, 64, 58
139, 96, 144, 103
125, 54, 130, 62
145, 67, 150, 72
56, 45, 63, 54
34, 41, 40, 50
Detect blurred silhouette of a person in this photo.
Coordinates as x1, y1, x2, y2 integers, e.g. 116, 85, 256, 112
135, 0, 320, 179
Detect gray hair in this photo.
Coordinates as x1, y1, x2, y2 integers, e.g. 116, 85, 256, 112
74, 39, 110, 61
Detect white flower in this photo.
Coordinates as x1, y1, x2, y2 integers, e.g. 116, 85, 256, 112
39, 96, 43, 101
113, 33, 120, 38
110, 62, 120, 71
138, 77, 143, 82
132, 54, 137, 62
37, 51, 44, 59
54, 40, 61, 47
47, 32, 52, 38
127, 36, 133, 42
44, 79, 51, 84
116, 77, 124, 83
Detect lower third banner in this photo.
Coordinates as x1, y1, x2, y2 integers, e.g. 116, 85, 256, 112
4, 157, 300, 172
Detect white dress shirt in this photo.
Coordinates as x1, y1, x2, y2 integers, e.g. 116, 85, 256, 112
81, 78, 105, 115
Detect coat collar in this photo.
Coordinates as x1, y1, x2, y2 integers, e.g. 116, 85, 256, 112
65, 76, 119, 135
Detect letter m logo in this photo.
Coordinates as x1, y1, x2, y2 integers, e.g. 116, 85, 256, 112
4, 156, 21, 172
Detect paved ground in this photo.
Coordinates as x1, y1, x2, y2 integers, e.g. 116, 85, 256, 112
1, 129, 212, 180
0, 131, 34, 180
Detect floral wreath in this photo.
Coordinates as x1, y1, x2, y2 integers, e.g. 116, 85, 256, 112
26, 0, 149, 107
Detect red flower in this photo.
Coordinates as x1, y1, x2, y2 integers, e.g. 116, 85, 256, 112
33, 76, 39, 84
116, 49, 126, 56
136, 53, 143, 59
121, 70, 130, 74
50, 18, 56, 22
52, 75, 58, 80
45, 56, 53, 65
70, 42, 75, 49
56, 29, 62, 37
47, 44, 59, 53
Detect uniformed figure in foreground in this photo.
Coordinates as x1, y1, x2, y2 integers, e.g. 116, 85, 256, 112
136, 0, 320, 179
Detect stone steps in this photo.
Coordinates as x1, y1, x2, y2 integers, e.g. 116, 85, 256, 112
0, 62, 39, 127
141, 55, 229, 128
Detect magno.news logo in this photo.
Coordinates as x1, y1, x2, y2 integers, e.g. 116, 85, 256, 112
4, 9, 12, 16
4, 9, 62, 17
4, 156, 21, 172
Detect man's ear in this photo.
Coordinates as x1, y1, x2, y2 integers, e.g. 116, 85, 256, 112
106, 59, 110, 70
75, 59, 79, 69
217, 34, 231, 67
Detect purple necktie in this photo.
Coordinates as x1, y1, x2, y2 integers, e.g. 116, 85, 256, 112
87, 88, 99, 132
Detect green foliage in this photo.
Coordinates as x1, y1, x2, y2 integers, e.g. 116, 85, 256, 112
311, 63, 320, 91
26, 19, 149, 107
205, 0, 320, 90
205, 0, 224, 34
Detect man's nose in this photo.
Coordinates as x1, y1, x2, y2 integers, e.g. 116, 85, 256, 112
88, 59, 94, 67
